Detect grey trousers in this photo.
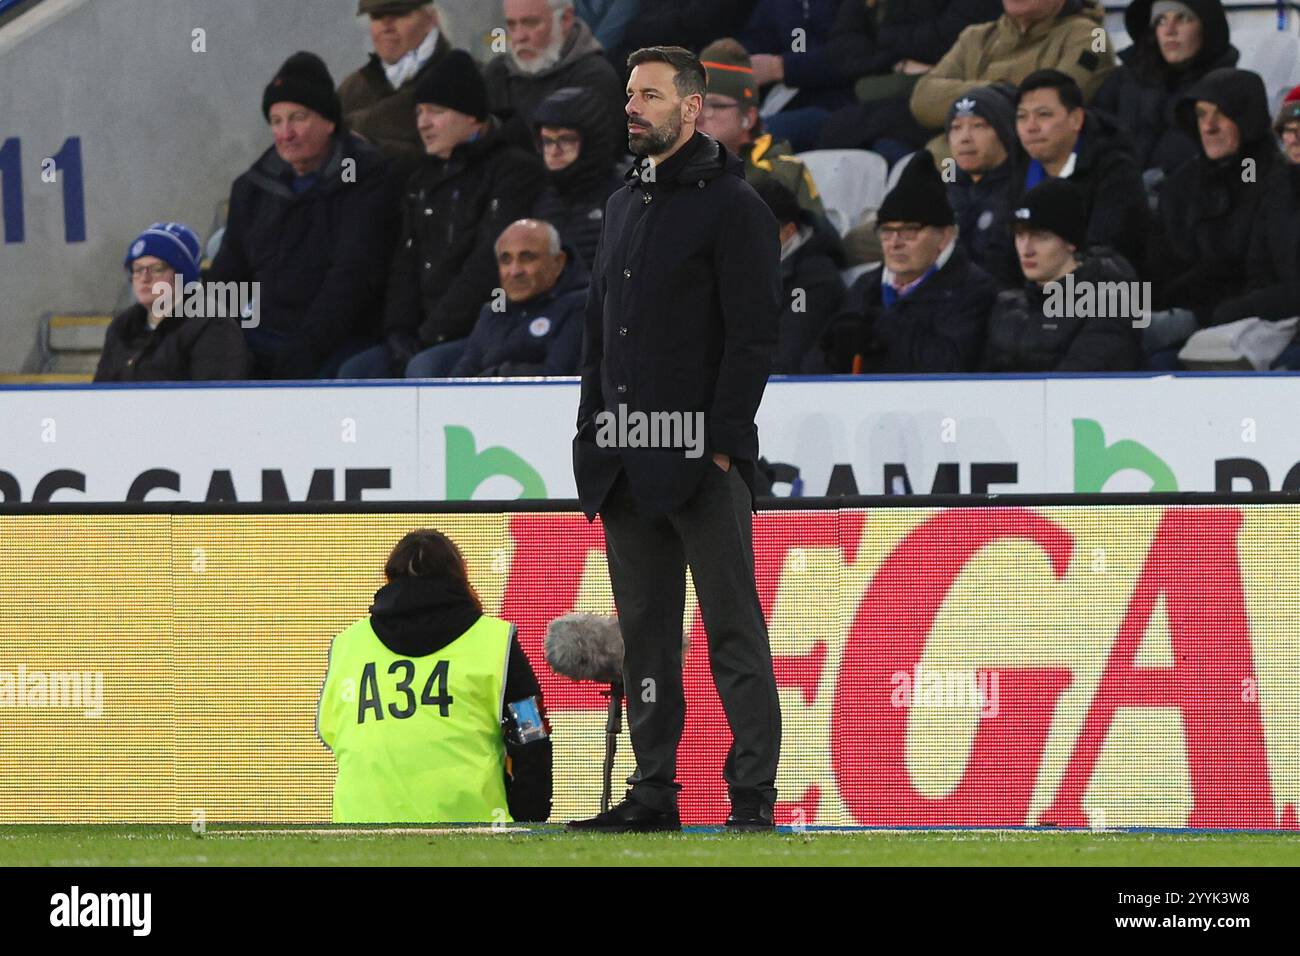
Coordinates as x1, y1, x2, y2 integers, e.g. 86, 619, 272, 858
600, 462, 782, 813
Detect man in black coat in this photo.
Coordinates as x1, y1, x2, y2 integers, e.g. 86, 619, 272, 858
982, 179, 1140, 371
207, 52, 401, 380
1211, 91, 1300, 327
820, 153, 997, 373
753, 179, 846, 374
1150, 67, 1279, 327
1009, 69, 1147, 272
341, 50, 547, 378
568, 47, 782, 833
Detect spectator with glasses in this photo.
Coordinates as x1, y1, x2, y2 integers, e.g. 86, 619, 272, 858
529, 86, 623, 269
96, 223, 250, 382
818, 153, 996, 373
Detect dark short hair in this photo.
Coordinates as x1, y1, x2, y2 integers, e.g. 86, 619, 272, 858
754, 179, 803, 228
1016, 69, 1085, 112
627, 46, 707, 99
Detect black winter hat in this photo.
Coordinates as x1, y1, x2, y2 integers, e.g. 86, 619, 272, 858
877, 152, 954, 227
945, 83, 1018, 152
415, 48, 489, 120
1011, 178, 1088, 248
263, 51, 342, 125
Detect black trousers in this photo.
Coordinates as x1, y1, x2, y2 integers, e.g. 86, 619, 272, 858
600, 462, 782, 813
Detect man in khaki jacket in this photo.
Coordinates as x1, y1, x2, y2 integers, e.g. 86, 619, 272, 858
338, 0, 452, 169
911, 0, 1115, 157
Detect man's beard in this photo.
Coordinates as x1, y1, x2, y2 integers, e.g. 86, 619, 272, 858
511, 12, 566, 75
629, 110, 682, 157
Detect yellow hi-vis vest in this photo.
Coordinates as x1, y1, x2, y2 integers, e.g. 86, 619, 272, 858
317, 613, 513, 823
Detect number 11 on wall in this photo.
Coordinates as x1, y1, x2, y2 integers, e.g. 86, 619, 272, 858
0, 136, 87, 244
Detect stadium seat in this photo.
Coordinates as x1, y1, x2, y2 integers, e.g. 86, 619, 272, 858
795, 149, 889, 236
840, 263, 879, 289
37, 312, 112, 375
885, 152, 918, 193
1235, 28, 1300, 112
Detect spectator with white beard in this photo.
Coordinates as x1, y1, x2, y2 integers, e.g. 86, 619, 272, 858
485, 0, 626, 160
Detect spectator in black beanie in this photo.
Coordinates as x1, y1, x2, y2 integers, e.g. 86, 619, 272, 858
753, 179, 846, 374
819, 152, 996, 373
945, 83, 1021, 287
207, 51, 400, 379
983, 178, 1140, 371
340, 49, 546, 378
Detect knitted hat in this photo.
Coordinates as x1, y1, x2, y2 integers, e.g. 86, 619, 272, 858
699, 38, 760, 105
946, 83, 1019, 151
1011, 179, 1088, 249
1275, 84, 1300, 136
877, 153, 954, 227
415, 48, 489, 120
123, 222, 202, 278
357, 0, 426, 14
263, 51, 342, 126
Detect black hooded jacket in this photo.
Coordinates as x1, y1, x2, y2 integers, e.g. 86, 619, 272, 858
949, 159, 1020, 288
206, 133, 401, 378
1151, 68, 1280, 324
982, 249, 1141, 371
367, 575, 552, 823
1093, 0, 1239, 174
530, 87, 624, 270
1212, 160, 1300, 325
1008, 109, 1148, 273
827, 0, 1003, 79
383, 118, 547, 346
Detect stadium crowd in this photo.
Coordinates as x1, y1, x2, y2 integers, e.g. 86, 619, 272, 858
96, 0, 1300, 383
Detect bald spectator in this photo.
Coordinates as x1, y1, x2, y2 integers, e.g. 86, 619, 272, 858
438, 220, 589, 377
910, 0, 1116, 158
338, 1, 452, 169
697, 39, 827, 225
340, 50, 546, 379
485, 0, 626, 160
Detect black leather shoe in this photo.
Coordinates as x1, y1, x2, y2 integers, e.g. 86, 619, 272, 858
724, 803, 775, 831
567, 795, 681, 833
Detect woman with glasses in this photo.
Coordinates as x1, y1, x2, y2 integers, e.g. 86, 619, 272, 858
93, 223, 250, 382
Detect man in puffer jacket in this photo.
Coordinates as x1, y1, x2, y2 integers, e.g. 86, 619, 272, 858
983, 178, 1140, 371
446, 220, 589, 377
1092, 0, 1238, 181
530, 86, 623, 270
1149, 67, 1279, 327
910, 0, 1116, 158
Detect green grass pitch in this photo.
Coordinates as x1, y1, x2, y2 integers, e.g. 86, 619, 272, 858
1, 826, 1297, 866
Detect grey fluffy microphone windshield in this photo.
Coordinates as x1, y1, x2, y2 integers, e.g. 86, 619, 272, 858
545, 613, 626, 683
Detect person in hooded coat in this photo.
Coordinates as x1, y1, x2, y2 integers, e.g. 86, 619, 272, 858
530, 86, 624, 269
318, 529, 552, 823
1211, 88, 1300, 328
1092, 0, 1238, 181
1150, 67, 1279, 326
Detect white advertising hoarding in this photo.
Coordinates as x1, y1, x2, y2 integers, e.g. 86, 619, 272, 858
2, 375, 1300, 502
